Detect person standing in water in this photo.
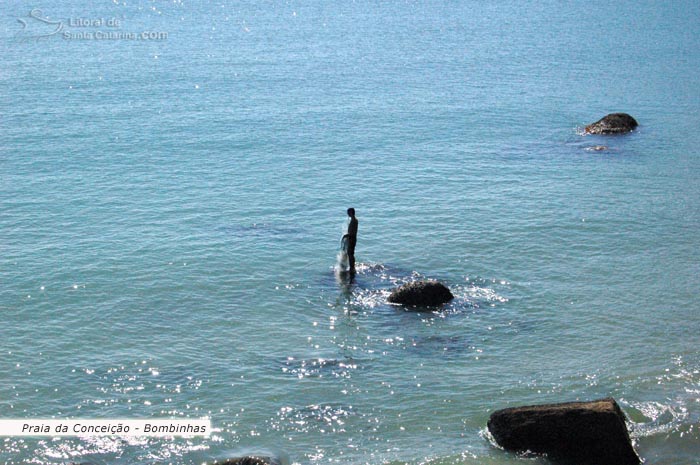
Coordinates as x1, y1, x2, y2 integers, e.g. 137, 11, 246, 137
343, 208, 358, 272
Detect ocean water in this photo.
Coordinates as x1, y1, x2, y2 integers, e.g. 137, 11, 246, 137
1, 1, 699, 464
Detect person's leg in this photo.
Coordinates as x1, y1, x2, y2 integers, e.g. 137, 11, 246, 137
348, 236, 357, 271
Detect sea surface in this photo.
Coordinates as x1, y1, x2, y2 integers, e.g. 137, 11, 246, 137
1, 1, 699, 464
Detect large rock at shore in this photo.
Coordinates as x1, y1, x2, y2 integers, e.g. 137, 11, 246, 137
585, 113, 638, 134
387, 281, 454, 307
487, 398, 640, 465
212, 457, 280, 465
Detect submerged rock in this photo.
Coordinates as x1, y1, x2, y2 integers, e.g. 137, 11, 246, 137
586, 145, 609, 151
387, 280, 453, 307
487, 397, 641, 465
584, 113, 638, 134
212, 457, 280, 465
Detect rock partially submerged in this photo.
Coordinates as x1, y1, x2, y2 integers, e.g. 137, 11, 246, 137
586, 145, 609, 152
584, 113, 638, 134
487, 398, 640, 465
212, 457, 280, 465
387, 280, 453, 307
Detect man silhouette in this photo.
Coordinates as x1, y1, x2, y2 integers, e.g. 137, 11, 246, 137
342, 208, 358, 272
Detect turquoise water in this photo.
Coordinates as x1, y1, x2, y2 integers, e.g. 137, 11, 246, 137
1, 1, 699, 464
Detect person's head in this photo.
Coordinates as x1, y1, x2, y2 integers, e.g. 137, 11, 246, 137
347, 208, 355, 217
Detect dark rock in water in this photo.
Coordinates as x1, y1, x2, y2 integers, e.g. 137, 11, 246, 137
487, 397, 641, 465
585, 113, 638, 134
212, 458, 280, 465
387, 280, 453, 307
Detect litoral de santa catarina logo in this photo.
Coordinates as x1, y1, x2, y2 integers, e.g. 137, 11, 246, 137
15, 8, 168, 41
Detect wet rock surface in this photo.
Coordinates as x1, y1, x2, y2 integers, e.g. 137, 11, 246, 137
487, 397, 641, 465
387, 280, 454, 307
212, 457, 280, 465
585, 113, 638, 134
